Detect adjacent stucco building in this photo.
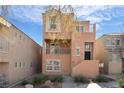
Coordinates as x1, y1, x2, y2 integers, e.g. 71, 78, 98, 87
0, 16, 41, 86
95, 34, 124, 74
42, 7, 99, 78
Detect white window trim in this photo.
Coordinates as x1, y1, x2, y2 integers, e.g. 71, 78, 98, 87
76, 47, 80, 56
46, 59, 61, 72
46, 15, 61, 32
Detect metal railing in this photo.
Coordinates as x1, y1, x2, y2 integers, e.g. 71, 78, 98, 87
107, 46, 124, 52
0, 74, 9, 88
46, 48, 71, 54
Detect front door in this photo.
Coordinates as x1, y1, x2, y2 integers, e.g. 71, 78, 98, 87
85, 51, 91, 60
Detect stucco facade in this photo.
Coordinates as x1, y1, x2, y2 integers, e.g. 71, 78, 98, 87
95, 34, 124, 74
0, 17, 41, 85
42, 8, 99, 78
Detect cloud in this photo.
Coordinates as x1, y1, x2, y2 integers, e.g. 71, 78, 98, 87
8, 5, 46, 24
1, 5, 124, 30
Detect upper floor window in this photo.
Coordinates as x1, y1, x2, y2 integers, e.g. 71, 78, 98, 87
85, 43, 92, 51
50, 43, 59, 54
105, 39, 121, 46
0, 40, 3, 50
105, 39, 111, 46
116, 39, 121, 46
49, 16, 57, 30
76, 25, 84, 32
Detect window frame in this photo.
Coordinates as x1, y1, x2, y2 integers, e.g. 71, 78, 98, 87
46, 60, 61, 72
76, 48, 80, 56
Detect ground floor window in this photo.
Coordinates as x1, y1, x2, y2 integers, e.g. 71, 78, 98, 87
46, 60, 61, 72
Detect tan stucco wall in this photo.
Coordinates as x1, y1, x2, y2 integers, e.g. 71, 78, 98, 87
72, 60, 99, 78
95, 35, 124, 74
0, 17, 41, 84
108, 62, 122, 74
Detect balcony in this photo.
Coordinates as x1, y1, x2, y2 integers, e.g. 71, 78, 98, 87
46, 48, 71, 54
44, 32, 71, 40
106, 46, 124, 52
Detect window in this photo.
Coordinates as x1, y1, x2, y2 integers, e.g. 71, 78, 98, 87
15, 62, 17, 68
105, 39, 112, 46
50, 43, 59, 54
85, 43, 92, 51
15, 32, 17, 38
112, 54, 121, 62
23, 62, 25, 67
84, 43, 93, 60
30, 62, 33, 67
49, 16, 57, 30
19, 62, 21, 68
46, 60, 60, 72
76, 48, 80, 56
116, 39, 121, 46
19, 35, 21, 40
105, 39, 121, 46
0, 40, 3, 50
76, 26, 84, 32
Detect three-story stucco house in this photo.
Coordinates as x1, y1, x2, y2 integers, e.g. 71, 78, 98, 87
95, 34, 124, 74
0, 16, 41, 87
42, 7, 99, 78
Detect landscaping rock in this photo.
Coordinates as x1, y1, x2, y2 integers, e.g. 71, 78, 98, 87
25, 84, 33, 88
45, 80, 52, 85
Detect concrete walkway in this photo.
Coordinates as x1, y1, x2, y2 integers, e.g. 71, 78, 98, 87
62, 76, 119, 88
62, 76, 95, 88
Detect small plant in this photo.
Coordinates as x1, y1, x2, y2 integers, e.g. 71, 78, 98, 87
42, 75, 50, 81
32, 74, 42, 85
32, 74, 51, 85
93, 75, 108, 82
73, 75, 89, 83
20, 80, 29, 85
51, 75, 63, 83
117, 75, 124, 88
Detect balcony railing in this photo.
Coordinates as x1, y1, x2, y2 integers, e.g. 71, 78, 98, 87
46, 48, 71, 54
107, 47, 124, 52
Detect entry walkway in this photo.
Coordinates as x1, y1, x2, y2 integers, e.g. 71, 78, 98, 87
62, 76, 101, 88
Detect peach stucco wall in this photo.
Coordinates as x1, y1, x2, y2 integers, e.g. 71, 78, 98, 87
42, 11, 99, 77
72, 60, 99, 78
42, 54, 71, 75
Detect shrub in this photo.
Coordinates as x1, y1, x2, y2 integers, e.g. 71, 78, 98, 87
73, 75, 89, 83
32, 74, 42, 85
93, 75, 108, 82
42, 75, 50, 81
117, 75, 124, 88
51, 75, 63, 83
20, 80, 29, 85
32, 74, 51, 85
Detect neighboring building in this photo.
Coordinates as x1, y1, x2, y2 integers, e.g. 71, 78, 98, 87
95, 34, 124, 74
0, 16, 41, 86
42, 8, 99, 78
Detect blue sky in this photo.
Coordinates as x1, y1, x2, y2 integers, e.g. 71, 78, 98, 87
0, 5, 124, 46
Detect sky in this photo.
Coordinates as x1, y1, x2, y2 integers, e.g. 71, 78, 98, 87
0, 5, 124, 46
